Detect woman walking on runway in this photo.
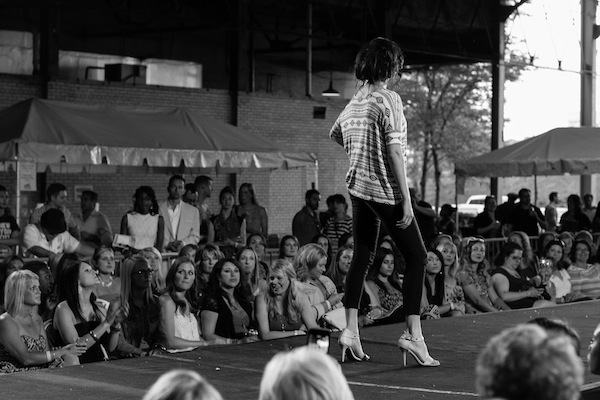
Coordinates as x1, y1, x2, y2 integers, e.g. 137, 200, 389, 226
330, 37, 439, 366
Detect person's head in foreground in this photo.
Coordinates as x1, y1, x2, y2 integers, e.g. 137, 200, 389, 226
259, 347, 354, 400
476, 324, 583, 400
142, 369, 223, 400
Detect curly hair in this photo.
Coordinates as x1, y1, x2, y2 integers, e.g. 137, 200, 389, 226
354, 37, 404, 84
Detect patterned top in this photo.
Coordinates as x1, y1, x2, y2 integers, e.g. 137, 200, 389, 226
370, 279, 403, 311
457, 266, 498, 311
443, 281, 466, 313
268, 311, 302, 332
0, 335, 51, 373
126, 213, 159, 250
330, 88, 407, 204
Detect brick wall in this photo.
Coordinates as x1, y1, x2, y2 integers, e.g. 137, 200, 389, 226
0, 74, 350, 237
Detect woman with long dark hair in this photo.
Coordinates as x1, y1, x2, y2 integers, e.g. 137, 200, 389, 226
330, 37, 437, 366
53, 260, 126, 363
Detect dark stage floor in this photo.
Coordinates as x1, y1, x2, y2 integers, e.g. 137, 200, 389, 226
2, 301, 600, 399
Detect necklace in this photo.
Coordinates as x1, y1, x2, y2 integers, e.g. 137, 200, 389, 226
99, 275, 113, 287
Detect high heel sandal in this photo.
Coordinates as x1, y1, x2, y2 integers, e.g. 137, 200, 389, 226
338, 329, 370, 363
397, 331, 440, 367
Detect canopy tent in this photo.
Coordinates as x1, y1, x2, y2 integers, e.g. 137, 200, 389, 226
455, 127, 600, 177
0, 98, 317, 169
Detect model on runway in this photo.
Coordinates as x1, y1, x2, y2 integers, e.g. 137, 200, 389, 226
329, 37, 439, 367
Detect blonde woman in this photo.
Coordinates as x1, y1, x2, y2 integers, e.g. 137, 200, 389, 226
259, 347, 354, 400
0, 271, 84, 372
254, 259, 317, 340
293, 244, 344, 321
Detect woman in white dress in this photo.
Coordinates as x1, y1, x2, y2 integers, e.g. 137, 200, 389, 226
120, 186, 164, 251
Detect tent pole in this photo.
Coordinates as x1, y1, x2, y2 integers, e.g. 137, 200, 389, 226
534, 174, 538, 206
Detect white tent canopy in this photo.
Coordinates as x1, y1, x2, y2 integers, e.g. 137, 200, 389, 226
0, 98, 317, 169
455, 127, 600, 177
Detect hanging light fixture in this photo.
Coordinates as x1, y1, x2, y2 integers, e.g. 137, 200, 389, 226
322, 71, 340, 97
322, 44, 340, 97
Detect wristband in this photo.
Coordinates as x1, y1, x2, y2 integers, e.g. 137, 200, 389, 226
325, 300, 331, 311
46, 350, 52, 363
110, 324, 122, 333
89, 330, 99, 342
450, 302, 455, 311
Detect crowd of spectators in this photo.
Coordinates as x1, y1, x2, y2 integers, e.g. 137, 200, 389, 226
0, 178, 600, 400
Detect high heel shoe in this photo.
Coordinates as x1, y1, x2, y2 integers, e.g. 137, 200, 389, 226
397, 331, 440, 367
338, 329, 370, 363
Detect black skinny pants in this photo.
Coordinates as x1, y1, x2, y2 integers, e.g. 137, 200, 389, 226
344, 195, 427, 316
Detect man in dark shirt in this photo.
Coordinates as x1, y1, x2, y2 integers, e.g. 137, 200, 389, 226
409, 188, 436, 248
473, 196, 502, 238
507, 188, 547, 236
292, 189, 321, 246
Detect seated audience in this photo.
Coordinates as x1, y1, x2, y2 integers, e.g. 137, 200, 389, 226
435, 242, 466, 316
363, 248, 404, 325
22, 209, 94, 258
247, 233, 268, 268
30, 183, 79, 239
179, 244, 198, 261
141, 247, 166, 295
293, 244, 343, 321
201, 258, 256, 344
536, 231, 558, 258
53, 260, 126, 364
311, 234, 333, 268
91, 246, 121, 301
211, 186, 246, 258
22, 260, 57, 322
558, 231, 574, 268
506, 231, 544, 287
120, 186, 164, 251
73, 190, 113, 249
475, 324, 583, 400
278, 235, 299, 263
237, 183, 268, 237
236, 246, 267, 302
120, 255, 160, 353
422, 249, 464, 318
0, 184, 21, 259
491, 242, 554, 309
292, 189, 321, 246
194, 244, 223, 307
0, 256, 23, 311
542, 239, 573, 303
322, 194, 352, 248
157, 257, 208, 351
326, 244, 353, 293
567, 239, 600, 300
259, 347, 355, 400
0, 270, 85, 372
457, 237, 509, 312
143, 369, 223, 400
254, 259, 317, 340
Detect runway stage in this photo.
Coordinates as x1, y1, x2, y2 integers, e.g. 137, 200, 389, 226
2, 301, 600, 400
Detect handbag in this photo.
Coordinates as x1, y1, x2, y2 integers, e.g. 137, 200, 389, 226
322, 306, 346, 331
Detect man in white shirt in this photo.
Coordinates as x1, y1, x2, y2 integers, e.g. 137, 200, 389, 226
22, 208, 94, 258
545, 192, 559, 232
159, 175, 200, 252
